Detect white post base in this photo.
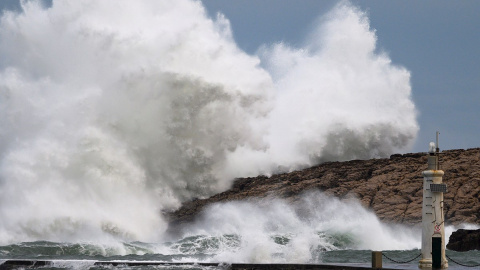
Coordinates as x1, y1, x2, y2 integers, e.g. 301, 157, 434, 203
419, 259, 432, 269
419, 258, 449, 269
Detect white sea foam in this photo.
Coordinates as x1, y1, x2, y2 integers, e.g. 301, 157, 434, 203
0, 0, 417, 245
176, 192, 421, 263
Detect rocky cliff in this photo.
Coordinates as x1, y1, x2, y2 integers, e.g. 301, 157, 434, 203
168, 148, 480, 227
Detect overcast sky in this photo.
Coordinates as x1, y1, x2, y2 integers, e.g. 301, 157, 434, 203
1, 0, 478, 153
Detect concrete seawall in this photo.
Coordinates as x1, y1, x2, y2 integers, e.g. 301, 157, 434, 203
0, 260, 404, 270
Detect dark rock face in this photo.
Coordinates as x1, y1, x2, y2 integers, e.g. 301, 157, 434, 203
167, 148, 480, 227
447, 229, 480, 251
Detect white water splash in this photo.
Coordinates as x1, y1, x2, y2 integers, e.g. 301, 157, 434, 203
0, 0, 417, 244
176, 192, 421, 263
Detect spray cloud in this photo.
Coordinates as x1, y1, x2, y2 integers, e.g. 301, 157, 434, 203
0, 0, 417, 243
178, 192, 420, 263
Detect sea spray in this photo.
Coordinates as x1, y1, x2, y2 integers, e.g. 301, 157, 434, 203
0, 0, 272, 244
255, 2, 417, 166
0, 192, 423, 264
0, 0, 418, 244
175, 191, 420, 263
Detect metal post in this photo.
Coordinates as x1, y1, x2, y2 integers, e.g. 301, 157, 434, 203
372, 251, 382, 269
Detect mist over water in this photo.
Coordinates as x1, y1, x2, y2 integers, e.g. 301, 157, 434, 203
0, 0, 418, 251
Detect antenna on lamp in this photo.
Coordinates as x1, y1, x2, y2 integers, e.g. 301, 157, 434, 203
436, 131, 440, 153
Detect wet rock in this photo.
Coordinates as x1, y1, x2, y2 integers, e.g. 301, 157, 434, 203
447, 229, 480, 251
167, 148, 480, 227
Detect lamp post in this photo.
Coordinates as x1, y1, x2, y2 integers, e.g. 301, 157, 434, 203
419, 134, 448, 269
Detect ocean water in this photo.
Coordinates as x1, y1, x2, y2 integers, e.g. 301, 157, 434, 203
1, 240, 479, 270
0, 1, 473, 270
1, 194, 479, 269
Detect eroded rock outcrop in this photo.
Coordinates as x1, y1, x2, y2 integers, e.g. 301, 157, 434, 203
168, 148, 480, 227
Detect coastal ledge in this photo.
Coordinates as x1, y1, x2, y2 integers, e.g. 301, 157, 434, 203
168, 148, 480, 228
447, 229, 480, 251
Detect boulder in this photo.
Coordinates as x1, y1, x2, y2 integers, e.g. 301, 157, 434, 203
447, 229, 480, 251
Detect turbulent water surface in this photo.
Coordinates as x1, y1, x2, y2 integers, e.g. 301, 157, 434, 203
1, 242, 480, 270
0, 1, 474, 269
1, 193, 479, 269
